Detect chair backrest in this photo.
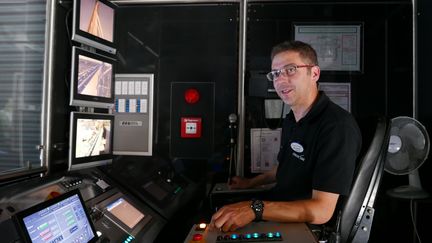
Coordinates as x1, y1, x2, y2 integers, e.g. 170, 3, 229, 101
339, 116, 390, 243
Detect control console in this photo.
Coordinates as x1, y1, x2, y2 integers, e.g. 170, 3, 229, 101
184, 221, 318, 243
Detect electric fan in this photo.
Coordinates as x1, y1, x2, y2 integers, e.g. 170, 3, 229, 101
385, 116, 430, 199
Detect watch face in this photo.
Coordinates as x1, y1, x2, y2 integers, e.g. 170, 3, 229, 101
252, 200, 263, 211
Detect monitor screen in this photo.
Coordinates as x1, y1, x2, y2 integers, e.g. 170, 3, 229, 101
72, 0, 117, 54
69, 112, 114, 171
70, 47, 115, 109
14, 190, 98, 243
105, 197, 145, 229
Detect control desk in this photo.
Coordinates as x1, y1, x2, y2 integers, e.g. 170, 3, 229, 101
184, 221, 318, 243
0, 167, 166, 243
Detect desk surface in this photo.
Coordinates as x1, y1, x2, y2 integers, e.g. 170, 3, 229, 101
211, 182, 274, 194
184, 221, 318, 243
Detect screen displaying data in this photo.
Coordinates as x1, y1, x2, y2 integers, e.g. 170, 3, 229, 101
21, 194, 96, 243
106, 197, 145, 229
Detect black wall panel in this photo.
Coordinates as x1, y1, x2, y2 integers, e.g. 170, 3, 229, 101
115, 4, 239, 173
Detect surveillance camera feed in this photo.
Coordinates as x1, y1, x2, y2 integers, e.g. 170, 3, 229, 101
80, 0, 114, 42
76, 118, 111, 158
78, 53, 112, 99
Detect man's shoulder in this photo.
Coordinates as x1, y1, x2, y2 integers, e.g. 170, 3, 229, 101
319, 101, 360, 133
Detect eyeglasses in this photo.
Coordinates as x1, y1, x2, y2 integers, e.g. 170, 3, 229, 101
266, 64, 315, 82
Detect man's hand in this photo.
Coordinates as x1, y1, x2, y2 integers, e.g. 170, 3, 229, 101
210, 201, 255, 232
229, 176, 251, 189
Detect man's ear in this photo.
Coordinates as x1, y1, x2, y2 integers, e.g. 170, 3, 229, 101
311, 66, 320, 82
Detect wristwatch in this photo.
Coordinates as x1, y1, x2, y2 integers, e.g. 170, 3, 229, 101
250, 199, 264, 221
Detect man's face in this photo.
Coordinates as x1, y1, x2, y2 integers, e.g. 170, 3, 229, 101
271, 51, 319, 108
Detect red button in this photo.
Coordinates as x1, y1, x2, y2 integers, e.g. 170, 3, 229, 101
192, 234, 203, 241
184, 88, 200, 104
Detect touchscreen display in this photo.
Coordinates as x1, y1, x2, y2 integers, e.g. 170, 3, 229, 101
20, 193, 96, 243
106, 197, 145, 229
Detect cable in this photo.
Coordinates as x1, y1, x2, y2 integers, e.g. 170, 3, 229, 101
64, 8, 74, 48
410, 199, 422, 243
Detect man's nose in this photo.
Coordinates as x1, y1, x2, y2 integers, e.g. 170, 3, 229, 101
273, 75, 288, 84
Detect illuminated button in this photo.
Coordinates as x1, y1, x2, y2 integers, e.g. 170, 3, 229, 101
275, 232, 281, 238
267, 232, 274, 238
244, 233, 252, 239
230, 234, 238, 240
198, 223, 207, 230
184, 88, 200, 104
252, 233, 259, 239
192, 234, 203, 241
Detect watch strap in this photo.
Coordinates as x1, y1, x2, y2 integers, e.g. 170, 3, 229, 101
250, 199, 264, 222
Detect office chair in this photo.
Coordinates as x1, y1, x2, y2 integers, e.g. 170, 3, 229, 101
333, 116, 390, 243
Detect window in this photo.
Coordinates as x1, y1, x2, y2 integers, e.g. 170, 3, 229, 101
0, 0, 46, 175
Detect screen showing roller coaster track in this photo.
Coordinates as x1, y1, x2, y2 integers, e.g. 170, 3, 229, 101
70, 47, 115, 109
69, 112, 114, 171
72, 0, 117, 54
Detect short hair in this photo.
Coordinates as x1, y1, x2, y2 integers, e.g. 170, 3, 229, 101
270, 40, 318, 66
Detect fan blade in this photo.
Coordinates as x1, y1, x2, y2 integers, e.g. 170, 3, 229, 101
385, 150, 410, 174
399, 123, 426, 150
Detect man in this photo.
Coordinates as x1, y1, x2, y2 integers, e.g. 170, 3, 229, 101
210, 40, 362, 232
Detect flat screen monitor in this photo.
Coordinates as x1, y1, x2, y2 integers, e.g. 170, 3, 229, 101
70, 46, 115, 109
105, 197, 145, 229
72, 0, 117, 54
14, 189, 98, 243
69, 112, 114, 171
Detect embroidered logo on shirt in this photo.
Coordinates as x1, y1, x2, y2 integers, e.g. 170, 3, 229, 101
290, 142, 304, 153
290, 142, 305, 162
292, 152, 305, 161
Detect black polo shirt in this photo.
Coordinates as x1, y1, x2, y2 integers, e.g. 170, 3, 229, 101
270, 91, 362, 201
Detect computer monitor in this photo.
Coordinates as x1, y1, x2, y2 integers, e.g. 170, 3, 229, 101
70, 46, 115, 109
105, 197, 145, 229
69, 112, 114, 171
72, 0, 117, 54
14, 189, 98, 243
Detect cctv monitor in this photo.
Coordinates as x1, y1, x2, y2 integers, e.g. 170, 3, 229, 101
70, 47, 115, 109
14, 189, 98, 243
69, 112, 114, 171
72, 0, 117, 54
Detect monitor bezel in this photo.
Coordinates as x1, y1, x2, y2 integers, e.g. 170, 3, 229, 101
72, 0, 117, 54
13, 189, 98, 243
70, 46, 116, 109
69, 112, 114, 171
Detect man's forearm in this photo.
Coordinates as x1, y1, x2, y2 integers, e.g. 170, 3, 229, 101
249, 168, 276, 187
262, 190, 339, 224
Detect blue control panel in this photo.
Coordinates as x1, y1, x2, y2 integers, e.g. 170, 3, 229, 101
21, 194, 95, 243
183, 222, 318, 243
216, 231, 283, 242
